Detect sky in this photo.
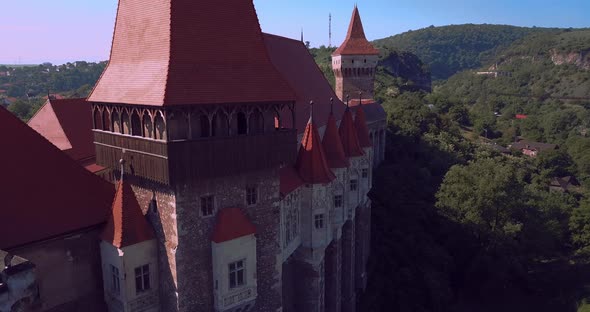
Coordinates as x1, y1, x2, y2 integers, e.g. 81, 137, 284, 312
1, 0, 589, 65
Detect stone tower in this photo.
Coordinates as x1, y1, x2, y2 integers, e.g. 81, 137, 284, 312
332, 6, 380, 101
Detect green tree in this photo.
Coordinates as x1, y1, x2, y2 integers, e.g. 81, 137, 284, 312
569, 200, 590, 254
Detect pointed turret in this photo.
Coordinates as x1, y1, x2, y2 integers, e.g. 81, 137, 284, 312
354, 101, 373, 148
101, 162, 154, 248
332, 6, 379, 56
339, 99, 365, 157
322, 99, 349, 168
295, 102, 336, 184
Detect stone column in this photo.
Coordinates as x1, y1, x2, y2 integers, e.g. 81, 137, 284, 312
292, 257, 325, 312
324, 239, 342, 312
341, 220, 355, 312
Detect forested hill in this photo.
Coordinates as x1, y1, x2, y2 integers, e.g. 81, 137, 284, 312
374, 24, 557, 80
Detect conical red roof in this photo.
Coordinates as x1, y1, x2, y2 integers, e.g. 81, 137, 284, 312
101, 179, 155, 248
354, 105, 373, 148
295, 117, 336, 184
333, 6, 380, 56
339, 108, 365, 157
322, 113, 349, 168
212, 208, 256, 243
89, 0, 295, 106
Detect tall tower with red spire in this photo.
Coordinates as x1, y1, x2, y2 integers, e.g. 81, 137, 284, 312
332, 6, 380, 101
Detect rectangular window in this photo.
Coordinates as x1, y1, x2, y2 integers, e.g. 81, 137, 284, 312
135, 264, 151, 293
229, 260, 245, 289
110, 265, 120, 295
362, 168, 368, 178
350, 179, 358, 191
334, 195, 343, 208
314, 214, 325, 229
246, 186, 258, 206
200, 195, 214, 217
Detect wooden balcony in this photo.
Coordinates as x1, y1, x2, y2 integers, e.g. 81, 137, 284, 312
94, 129, 297, 186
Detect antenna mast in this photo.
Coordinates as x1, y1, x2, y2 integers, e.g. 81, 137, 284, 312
329, 13, 332, 48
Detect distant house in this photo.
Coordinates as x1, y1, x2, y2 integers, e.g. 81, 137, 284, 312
515, 114, 528, 120
510, 140, 557, 157
549, 176, 580, 193
487, 142, 510, 154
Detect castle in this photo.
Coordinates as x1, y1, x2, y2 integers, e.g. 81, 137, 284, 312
0, 2, 385, 312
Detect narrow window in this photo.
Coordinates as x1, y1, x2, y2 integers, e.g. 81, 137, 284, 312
362, 168, 369, 178
110, 265, 120, 295
229, 260, 245, 289
237, 112, 248, 135
334, 195, 343, 208
246, 186, 258, 206
350, 179, 358, 191
200, 195, 215, 217
314, 214, 325, 229
134, 264, 150, 293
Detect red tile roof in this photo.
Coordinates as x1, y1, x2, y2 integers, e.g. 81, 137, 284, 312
28, 98, 95, 162
354, 104, 373, 148
101, 179, 155, 248
295, 116, 336, 184
89, 0, 295, 106
280, 166, 304, 197
339, 108, 365, 157
515, 114, 528, 120
333, 6, 380, 56
0, 107, 115, 250
263, 33, 347, 133
322, 113, 349, 168
212, 208, 256, 243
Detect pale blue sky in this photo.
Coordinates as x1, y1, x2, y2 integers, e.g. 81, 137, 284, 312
1, 0, 589, 64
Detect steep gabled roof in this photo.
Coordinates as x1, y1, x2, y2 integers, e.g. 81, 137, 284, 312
280, 166, 304, 197
339, 108, 365, 157
354, 104, 373, 148
212, 208, 256, 243
89, 0, 295, 106
322, 113, 349, 168
101, 179, 155, 248
263, 33, 347, 133
333, 6, 380, 56
295, 116, 336, 184
28, 98, 94, 162
0, 107, 114, 250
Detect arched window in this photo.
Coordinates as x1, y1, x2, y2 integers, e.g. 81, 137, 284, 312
154, 113, 166, 140
199, 114, 210, 138
143, 114, 153, 138
168, 112, 188, 140
213, 112, 229, 137
131, 111, 142, 137
93, 109, 102, 130
237, 112, 247, 135
102, 110, 111, 131
112, 111, 121, 133
249, 110, 264, 134
121, 111, 131, 135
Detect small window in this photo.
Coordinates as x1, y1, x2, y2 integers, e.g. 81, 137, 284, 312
135, 264, 151, 294
350, 179, 358, 191
200, 195, 215, 217
362, 168, 368, 178
246, 186, 258, 206
229, 260, 245, 289
334, 195, 343, 208
110, 265, 120, 295
314, 214, 325, 229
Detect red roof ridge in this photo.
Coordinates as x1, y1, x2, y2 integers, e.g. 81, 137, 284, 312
295, 115, 336, 184
354, 104, 373, 148
332, 6, 379, 56
280, 166, 304, 197
212, 208, 256, 243
101, 179, 155, 248
322, 113, 349, 168
339, 108, 365, 157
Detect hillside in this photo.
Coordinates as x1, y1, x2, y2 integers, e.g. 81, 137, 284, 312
374, 24, 556, 80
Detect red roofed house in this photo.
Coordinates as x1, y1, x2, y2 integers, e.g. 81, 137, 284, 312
6, 2, 385, 312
